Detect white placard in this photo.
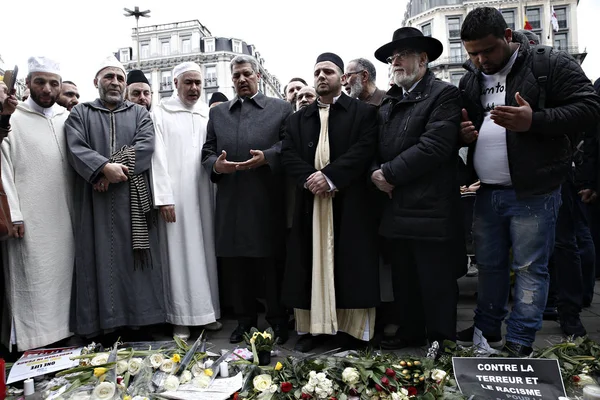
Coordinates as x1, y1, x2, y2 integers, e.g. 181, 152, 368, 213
7, 346, 83, 384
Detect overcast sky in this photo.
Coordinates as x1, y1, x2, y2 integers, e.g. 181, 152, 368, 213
2, 0, 598, 102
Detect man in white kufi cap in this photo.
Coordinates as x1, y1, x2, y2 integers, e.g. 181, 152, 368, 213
65, 55, 166, 340
152, 61, 221, 339
1, 56, 75, 350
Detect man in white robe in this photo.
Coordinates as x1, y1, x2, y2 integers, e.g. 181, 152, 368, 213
152, 62, 220, 340
1, 56, 74, 350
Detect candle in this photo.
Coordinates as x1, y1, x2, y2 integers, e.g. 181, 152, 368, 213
584, 385, 600, 400
219, 361, 229, 378
23, 378, 34, 396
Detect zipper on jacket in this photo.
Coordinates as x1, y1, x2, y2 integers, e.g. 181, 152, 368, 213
110, 112, 116, 154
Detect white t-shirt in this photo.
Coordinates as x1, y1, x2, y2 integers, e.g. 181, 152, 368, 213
473, 48, 519, 186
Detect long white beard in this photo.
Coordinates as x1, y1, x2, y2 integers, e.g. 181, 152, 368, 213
393, 58, 421, 90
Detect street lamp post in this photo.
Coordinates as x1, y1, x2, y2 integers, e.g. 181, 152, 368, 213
124, 6, 151, 68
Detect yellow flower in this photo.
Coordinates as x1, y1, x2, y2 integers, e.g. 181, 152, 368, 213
274, 362, 283, 371
123, 396, 132, 400
94, 367, 107, 377
252, 332, 260, 340
250, 337, 256, 344
171, 354, 181, 363
204, 368, 213, 377
262, 332, 272, 340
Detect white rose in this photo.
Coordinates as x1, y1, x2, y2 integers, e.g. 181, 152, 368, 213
253, 374, 273, 392
430, 369, 447, 382
191, 362, 204, 377
342, 367, 360, 385
269, 384, 278, 393
160, 359, 175, 373
192, 374, 211, 388
116, 360, 128, 375
163, 375, 180, 392
576, 374, 597, 386
180, 370, 192, 384
128, 358, 143, 376
400, 388, 409, 396
149, 353, 164, 369
91, 382, 115, 400
90, 353, 109, 366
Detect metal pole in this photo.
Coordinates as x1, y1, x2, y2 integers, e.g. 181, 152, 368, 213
136, 16, 141, 68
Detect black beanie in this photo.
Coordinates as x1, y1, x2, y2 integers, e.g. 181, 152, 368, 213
315, 52, 344, 72
126, 69, 150, 86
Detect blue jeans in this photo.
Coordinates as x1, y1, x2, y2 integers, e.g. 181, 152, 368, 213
473, 185, 561, 347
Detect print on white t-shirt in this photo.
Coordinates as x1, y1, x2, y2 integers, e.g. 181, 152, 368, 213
473, 47, 519, 186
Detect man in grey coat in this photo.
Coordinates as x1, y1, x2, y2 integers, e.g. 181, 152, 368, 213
65, 55, 165, 339
202, 55, 293, 344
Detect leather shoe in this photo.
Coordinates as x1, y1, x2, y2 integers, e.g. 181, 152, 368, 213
272, 324, 289, 345
379, 336, 427, 350
229, 325, 251, 344
294, 334, 330, 352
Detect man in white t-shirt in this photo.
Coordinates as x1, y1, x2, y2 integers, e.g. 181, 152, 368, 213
456, 7, 600, 357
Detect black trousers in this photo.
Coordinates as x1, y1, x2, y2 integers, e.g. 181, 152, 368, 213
219, 257, 287, 327
386, 239, 459, 344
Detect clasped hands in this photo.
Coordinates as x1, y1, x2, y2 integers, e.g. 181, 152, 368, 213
93, 162, 129, 192
213, 150, 267, 174
306, 171, 335, 198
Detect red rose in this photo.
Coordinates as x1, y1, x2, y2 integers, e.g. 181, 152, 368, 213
573, 376, 581, 383
281, 382, 293, 393
302, 393, 311, 399
330, 398, 337, 400
375, 384, 383, 392
385, 368, 396, 378
233, 392, 239, 400
381, 377, 390, 386
349, 389, 358, 396
117, 376, 123, 385
390, 386, 397, 392
407, 387, 418, 396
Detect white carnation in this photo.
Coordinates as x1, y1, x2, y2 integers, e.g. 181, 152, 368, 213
91, 382, 115, 400
128, 358, 143, 376
160, 359, 175, 373
164, 375, 180, 392
309, 371, 317, 379
342, 367, 360, 385
180, 370, 192, 384
116, 360, 128, 375
90, 353, 109, 366
302, 383, 315, 393
316, 372, 327, 382
149, 353, 164, 369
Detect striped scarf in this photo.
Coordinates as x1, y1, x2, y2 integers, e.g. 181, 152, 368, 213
110, 145, 152, 269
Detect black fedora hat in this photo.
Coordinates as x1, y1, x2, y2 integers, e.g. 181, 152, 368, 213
374, 27, 443, 63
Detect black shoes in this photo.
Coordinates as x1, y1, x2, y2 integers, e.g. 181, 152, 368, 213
559, 314, 587, 338
294, 334, 330, 352
456, 325, 504, 348
543, 307, 559, 321
503, 341, 533, 358
272, 324, 289, 345
229, 324, 251, 344
379, 336, 427, 350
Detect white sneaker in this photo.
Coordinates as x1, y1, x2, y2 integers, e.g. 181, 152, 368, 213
173, 325, 190, 340
202, 321, 223, 331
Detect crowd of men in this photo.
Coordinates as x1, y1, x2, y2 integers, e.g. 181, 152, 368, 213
1, 6, 600, 358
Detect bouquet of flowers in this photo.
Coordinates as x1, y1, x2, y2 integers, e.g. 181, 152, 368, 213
244, 328, 276, 366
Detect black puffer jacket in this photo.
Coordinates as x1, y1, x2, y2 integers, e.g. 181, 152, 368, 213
461, 32, 600, 198
376, 70, 463, 241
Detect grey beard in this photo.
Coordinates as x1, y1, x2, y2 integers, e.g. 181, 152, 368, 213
349, 80, 363, 99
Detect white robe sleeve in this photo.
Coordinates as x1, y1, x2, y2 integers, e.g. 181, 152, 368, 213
151, 113, 174, 206
1, 136, 23, 222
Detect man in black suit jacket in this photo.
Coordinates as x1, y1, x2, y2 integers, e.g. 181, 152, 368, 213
281, 53, 380, 353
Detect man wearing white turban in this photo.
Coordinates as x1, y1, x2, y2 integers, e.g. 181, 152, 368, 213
1, 56, 76, 350
65, 55, 165, 339
152, 62, 221, 340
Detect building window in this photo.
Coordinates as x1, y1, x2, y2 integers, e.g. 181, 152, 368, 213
421, 22, 432, 37
160, 70, 172, 91
555, 7, 567, 29
161, 40, 171, 56
502, 10, 515, 30
447, 17, 461, 40
181, 38, 191, 53
204, 38, 215, 53
205, 66, 217, 87
120, 48, 131, 62
554, 33, 568, 50
450, 72, 464, 87
232, 39, 242, 53
449, 42, 463, 63
526, 8, 541, 30
140, 42, 150, 59
145, 73, 152, 86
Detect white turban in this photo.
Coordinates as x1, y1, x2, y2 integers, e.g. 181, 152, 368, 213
28, 56, 61, 76
173, 62, 202, 79
95, 55, 126, 78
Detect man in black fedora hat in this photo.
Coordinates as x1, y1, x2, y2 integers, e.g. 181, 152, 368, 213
371, 27, 465, 350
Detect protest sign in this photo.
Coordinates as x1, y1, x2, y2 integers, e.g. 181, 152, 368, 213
7, 347, 83, 384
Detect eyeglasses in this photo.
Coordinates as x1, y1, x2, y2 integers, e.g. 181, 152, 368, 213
344, 70, 365, 78
386, 50, 416, 64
